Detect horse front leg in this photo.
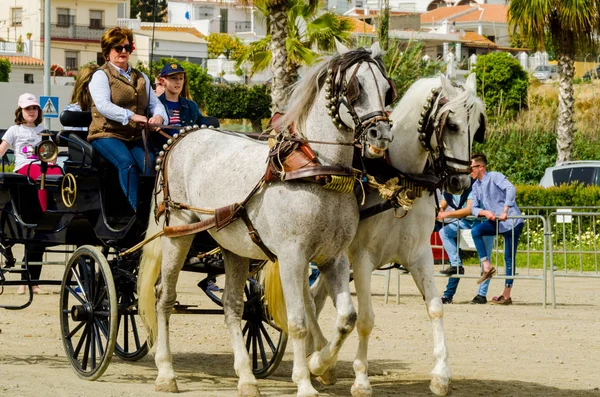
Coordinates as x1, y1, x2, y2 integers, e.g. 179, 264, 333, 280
278, 253, 320, 397
155, 236, 193, 392
408, 253, 451, 396
350, 256, 375, 397
221, 250, 260, 397
308, 254, 357, 385
305, 273, 329, 357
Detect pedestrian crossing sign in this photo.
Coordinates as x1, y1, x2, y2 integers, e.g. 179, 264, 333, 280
40, 96, 59, 118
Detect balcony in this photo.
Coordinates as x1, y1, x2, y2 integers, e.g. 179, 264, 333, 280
235, 21, 252, 33
42, 23, 105, 41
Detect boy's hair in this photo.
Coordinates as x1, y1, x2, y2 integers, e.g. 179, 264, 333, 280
471, 153, 487, 167
14, 106, 43, 126
71, 63, 100, 111
100, 26, 134, 61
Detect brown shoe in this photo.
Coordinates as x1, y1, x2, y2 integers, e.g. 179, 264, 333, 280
490, 296, 512, 305
477, 267, 496, 284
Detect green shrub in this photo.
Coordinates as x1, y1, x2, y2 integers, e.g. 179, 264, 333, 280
472, 52, 529, 117
205, 83, 271, 131
0, 58, 10, 82
516, 184, 600, 208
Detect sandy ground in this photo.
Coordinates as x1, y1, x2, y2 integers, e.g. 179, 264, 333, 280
1, 258, 600, 397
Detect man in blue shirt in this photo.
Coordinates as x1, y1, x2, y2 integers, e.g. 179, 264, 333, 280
437, 187, 494, 304
470, 153, 524, 305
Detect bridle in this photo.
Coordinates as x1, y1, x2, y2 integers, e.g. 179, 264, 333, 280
323, 54, 397, 150
416, 86, 484, 183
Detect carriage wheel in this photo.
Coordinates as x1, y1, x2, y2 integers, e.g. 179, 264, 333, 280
242, 277, 288, 379
114, 275, 149, 361
60, 245, 118, 381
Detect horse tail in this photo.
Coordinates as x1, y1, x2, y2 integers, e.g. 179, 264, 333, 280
137, 197, 162, 349
261, 260, 288, 333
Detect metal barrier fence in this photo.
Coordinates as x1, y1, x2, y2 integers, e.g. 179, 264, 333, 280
429, 207, 600, 308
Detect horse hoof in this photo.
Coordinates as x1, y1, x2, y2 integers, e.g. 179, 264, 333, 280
155, 378, 179, 393
307, 352, 325, 376
430, 376, 450, 396
316, 368, 337, 386
351, 383, 372, 397
238, 383, 261, 397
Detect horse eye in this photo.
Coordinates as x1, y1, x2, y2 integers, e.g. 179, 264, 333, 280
447, 123, 459, 132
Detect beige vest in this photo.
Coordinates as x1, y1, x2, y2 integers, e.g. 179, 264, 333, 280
88, 63, 148, 142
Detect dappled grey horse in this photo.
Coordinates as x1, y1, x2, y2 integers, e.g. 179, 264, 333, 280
137, 42, 397, 397
308, 74, 485, 396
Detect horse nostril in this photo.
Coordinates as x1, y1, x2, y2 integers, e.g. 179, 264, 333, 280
367, 128, 381, 140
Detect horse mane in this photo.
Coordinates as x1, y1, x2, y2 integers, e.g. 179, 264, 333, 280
392, 75, 485, 136
279, 48, 385, 137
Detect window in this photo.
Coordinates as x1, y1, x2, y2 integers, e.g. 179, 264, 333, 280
65, 51, 78, 70
117, 3, 127, 19
24, 74, 34, 84
11, 8, 23, 26
89, 10, 104, 30
57, 8, 73, 27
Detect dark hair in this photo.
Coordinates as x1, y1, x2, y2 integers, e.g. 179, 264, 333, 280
14, 106, 43, 126
71, 63, 100, 111
100, 26, 134, 61
471, 153, 487, 166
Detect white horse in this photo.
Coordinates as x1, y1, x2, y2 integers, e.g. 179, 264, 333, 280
308, 74, 486, 396
137, 42, 396, 397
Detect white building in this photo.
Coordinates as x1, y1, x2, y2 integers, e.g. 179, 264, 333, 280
167, 0, 267, 39
1, 0, 129, 70
329, 0, 506, 13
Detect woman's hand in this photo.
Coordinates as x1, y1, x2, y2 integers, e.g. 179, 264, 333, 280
499, 211, 508, 222
130, 114, 148, 124
148, 115, 164, 125
483, 210, 496, 221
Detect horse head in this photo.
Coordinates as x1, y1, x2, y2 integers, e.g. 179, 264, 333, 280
389, 73, 485, 193
280, 42, 395, 162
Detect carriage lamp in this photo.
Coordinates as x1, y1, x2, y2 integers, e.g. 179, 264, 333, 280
35, 140, 59, 163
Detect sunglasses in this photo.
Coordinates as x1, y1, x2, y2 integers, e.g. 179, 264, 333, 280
113, 44, 133, 53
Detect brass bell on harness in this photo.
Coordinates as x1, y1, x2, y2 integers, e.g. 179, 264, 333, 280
156, 157, 162, 164
159, 151, 165, 157
201, 124, 207, 129
163, 144, 169, 150
167, 139, 173, 145
173, 133, 179, 139
155, 165, 161, 171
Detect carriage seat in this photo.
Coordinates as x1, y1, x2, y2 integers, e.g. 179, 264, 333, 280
67, 134, 105, 168
0, 172, 30, 185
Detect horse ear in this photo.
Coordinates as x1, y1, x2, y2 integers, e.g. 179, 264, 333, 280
335, 39, 350, 55
465, 73, 477, 94
474, 114, 486, 143
440, 74, 457, 97
370, 41, 383, 57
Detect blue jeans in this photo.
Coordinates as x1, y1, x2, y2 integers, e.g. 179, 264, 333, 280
440, 220, 494, 299
91, 138, 155, 210
472, 221, 524, 288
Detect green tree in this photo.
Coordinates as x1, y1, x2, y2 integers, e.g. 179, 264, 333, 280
508, 0, 600, 163
207, 33, 248, 61
378, 0, 390, 51
237, 0, 352, 111
136, 58, 213, 107
130, 0, 167, 22
472, 52, 529, 117
0, 58, 11, 82
385, 40, 444, 101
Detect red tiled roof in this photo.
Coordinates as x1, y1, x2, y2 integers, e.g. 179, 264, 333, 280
461, 31, 497, 48
140, 26, 206, 39
344, 17, 376, 34
421, 4, 507, 24
0, 56, 44, 66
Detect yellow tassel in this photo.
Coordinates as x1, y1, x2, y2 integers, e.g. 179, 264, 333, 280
261, 260, 288, 333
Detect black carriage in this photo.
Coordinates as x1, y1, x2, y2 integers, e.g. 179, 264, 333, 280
0, 112, 286, 381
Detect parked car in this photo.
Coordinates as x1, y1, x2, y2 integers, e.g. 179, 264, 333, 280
532, 65, 559, 81
539, 161, 600, 187
582, 66, 600, 80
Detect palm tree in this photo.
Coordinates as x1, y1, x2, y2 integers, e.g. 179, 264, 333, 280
241, 0, 353, 113
508, 1, 600, 163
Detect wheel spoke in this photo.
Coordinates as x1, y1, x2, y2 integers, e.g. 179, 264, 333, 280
93, 319, 105, 358
251, 323, 258, 369
73, 324, 89, 359
256, 324, 269, 366
123, 311, 129, 352
259, 322, 277, 353
82, 324, 92, 370
90, 321, 97, 370
129, 313, 142, 349
66, 285, 86, 305
66, 320, 86, 340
